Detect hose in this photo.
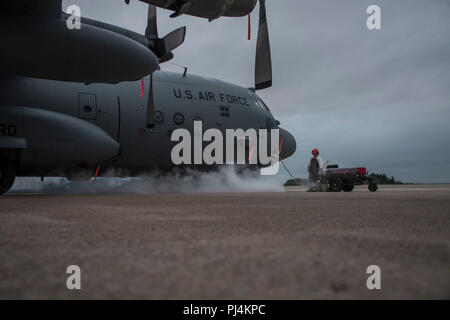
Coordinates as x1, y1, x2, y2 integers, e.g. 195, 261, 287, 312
281, 160, 300, 186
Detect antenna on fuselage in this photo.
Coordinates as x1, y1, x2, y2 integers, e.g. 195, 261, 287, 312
168, 61, 188, 77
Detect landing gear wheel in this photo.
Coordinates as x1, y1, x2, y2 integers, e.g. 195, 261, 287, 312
0, 158, 16, 195
330, 178, 344, 192
368, 183, 378, 192
343, 185, 355, 192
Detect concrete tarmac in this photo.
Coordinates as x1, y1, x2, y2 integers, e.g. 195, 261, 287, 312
0, 185, 449, 299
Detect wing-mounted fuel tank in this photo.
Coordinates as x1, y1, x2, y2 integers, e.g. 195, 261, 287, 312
0, 106, 120, 174
0, 13, 159, 83
139, 0, 257, 19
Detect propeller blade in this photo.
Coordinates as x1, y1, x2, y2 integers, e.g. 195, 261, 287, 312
163, 26, 186, 53
159, 52, 174, 64
144, 4, 185, 62
145, 4, 158, 40
255, 0, 272, 90
144, 6, 158, 128
146, 76, 155, 128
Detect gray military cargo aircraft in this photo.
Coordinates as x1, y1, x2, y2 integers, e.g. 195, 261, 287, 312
0, 0, 296, 195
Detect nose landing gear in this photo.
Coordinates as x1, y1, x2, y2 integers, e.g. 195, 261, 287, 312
0, 156, 16, 195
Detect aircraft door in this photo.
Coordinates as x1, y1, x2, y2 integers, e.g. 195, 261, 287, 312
77, 90, 119, 141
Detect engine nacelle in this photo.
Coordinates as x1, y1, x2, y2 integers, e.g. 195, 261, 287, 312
141, 0, 257, 18
0, 13, 159, 83
0, 106, 120, 171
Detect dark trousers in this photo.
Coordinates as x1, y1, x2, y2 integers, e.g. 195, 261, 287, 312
309, 172, 319, 183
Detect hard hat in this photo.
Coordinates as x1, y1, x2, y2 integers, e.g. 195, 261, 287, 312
312, 148, 319, 155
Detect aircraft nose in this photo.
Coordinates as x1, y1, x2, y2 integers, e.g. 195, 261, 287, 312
279, 127, 296, 160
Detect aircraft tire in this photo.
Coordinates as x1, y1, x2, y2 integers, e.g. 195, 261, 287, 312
0, 157, 16, 195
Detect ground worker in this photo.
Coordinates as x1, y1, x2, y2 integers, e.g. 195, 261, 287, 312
307, 148, 324, 191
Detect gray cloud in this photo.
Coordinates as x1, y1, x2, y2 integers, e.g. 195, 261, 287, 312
63, 0, 450, 182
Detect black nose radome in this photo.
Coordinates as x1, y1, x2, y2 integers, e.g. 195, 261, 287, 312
279, 127, 296, 160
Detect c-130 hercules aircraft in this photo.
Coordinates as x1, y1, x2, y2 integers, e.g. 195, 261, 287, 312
0, 0, 296, 195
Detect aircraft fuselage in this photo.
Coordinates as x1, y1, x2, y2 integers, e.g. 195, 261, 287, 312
0, 71, 296, 178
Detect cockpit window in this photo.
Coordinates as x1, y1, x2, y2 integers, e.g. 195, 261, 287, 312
251, 92, 271, 112
258, 99, 270, 112
254, 99, 264, 110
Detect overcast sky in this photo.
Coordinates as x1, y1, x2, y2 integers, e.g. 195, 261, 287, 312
63, 0, 450, 183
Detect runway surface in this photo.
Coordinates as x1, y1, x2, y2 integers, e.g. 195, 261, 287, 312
0, 185, 449, 299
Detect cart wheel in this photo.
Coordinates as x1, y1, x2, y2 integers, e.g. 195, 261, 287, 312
343, 185, 354, 192
330, 178, 343, 192
368, 183, 378, 192
0, 157, 16, 195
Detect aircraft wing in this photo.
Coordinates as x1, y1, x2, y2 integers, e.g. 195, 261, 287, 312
0, 0, 62, 18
